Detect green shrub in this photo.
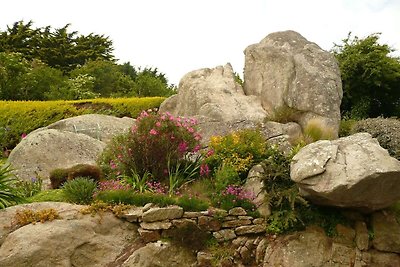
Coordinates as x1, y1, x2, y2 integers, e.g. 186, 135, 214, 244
351, 117, 400, 160
0, 97, 164, 151
211, 185, 256, 212
14, 177, 43, 198
62, 177, 97, 204
205, 129, 270, 180
176, 195, 209, 211
98, 111, 202, 181
266, 105, 300, 123
213, 165, 241, 192
49, 164, 102, 189
339, 119, 357, 137
0, 165, 24, 208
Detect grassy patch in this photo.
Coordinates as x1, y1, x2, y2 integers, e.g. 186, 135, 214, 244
27, 189, 67, 203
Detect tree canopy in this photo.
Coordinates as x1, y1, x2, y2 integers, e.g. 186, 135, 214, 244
0, 21, 175, 100
332, 33, 400, 118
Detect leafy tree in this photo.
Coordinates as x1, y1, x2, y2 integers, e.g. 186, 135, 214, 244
0, 52, 65, 100
0, 21, 114, 73
70, 60, 134, 97
132, 69, 174, 97
332, 33, 400, 118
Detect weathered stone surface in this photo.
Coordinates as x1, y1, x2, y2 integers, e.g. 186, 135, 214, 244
372, 211, 400, 253
253, 218, 265, 225
182, 211, 203, 218
7, 129, 106, 188
197, 251, 213, 267
256, 238, 268, 264
0, 202, 139, 267
355, 221, 369, 251
229, 207, 247, 216
171, 218, 197, 229
291, 133, 400, 211
244, 30, 342, 135
263, 227, 331, 267
334, 224, 356, 245
222, 219, 252, 228
198, 216, 222, 231
138, 228, 160, 243
140, 221, 172, 230
244, 164, 270, 217
235, 225, 266, 235
120, 207, 144, 222
159, 63, 267, 122
41, 114, 136, 143
121, 240, 196, 267
213, 229, 237, 242
142, 206, 183, 222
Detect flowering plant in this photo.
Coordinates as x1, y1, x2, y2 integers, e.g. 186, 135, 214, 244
211, 184, 256, 212
98, 111, 202, 182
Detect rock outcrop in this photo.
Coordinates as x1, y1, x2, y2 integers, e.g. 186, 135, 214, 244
159, 63, 267, 122
291, 133, 400, 211
244, 30, 343, 136
0, 202, 140, 267
7, 129, 106, 187
37, 113, 135, 143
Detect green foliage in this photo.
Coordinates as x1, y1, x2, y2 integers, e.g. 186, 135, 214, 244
167, 155, 202, 196
98, 111, 201, 181
351, 117, 400, 160
27, 189, 66, 203
0, 164, 23, 208
13, 208, 60, 226
339, 119, 357, 137
206, 129, 270, 180
121, 171, 151, 193
13, 177, 42, 198
0, 20, 114, 73
62, 177, 97, 204
332, 33, 400, 118
131, 68, 175, 97
49, 164, 102, 189
213, 165, 241, 192
176, 194, 209, 211
0, 97, 164, 151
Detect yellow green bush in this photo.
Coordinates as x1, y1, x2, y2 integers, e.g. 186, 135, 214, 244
0, 97, 165, 151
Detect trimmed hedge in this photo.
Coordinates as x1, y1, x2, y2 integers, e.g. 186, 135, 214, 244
0, 97, 165, 151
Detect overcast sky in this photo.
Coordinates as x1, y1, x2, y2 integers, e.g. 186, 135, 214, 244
1, 0, 399, 85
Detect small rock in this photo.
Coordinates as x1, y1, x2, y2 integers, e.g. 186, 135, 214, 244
198, 216, 221, 231
372, 211, 400, 253
235, 225, 265, 235
355, 221, 369, 251
252, 218, 265, 225
138, 228, 160, 243
182, 211, 203, 218
140, 221, 172, 230
120, 207, 143, 222
213, 229, 236, 242
229, 207, 247, 216
221, 219, 252, 228
197, 251, 213, 267
142, 206, 183, 222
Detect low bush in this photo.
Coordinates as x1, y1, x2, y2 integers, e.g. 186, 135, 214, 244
63, 177, 98, 204
351, 117, 400, 160
49, 164, 102, 189
13, 177, 43, 198
205, 129, 270, 180
211, 185, 256, 212
98, 111, 202, 181
176, 194, 209, 212
95, 190, 176, 207
0, 97, 164, 152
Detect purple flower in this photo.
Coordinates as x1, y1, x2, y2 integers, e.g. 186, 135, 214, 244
178, 141, 188, 153
200, 164, 210, 176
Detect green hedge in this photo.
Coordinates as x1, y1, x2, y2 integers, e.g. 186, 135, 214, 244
0, 97, 165, 152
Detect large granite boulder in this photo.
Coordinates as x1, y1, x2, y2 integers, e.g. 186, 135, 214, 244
37, 114, 135, 143
159, 63, 267, 122
290, 133, 400, 211
244, 30, 342, 136
7, 129, 106, 188
0, 202, 140, 267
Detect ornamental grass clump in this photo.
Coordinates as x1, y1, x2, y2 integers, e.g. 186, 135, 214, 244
0, 164, 24, 209
63, 177, 98, 205
98, 111, 202, 182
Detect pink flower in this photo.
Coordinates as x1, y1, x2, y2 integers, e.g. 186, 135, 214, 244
110, 160, 117, 169
155, 121, 161, 127
187, 127, 194, 133
140, 111, 149, 118
200, 164, 210, 176
192, 144, 201, 153
149, 129, 158, 135
21, 133, 27, 139
206, 149, 214, 157
178, 142, 189, 153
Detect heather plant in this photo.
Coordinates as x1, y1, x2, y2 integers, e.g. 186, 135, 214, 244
62, 177, 98, 204
205, 129, 269, 180
211, 185, 256, 212
98, 111, 202, 181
